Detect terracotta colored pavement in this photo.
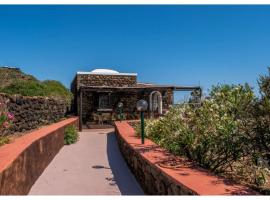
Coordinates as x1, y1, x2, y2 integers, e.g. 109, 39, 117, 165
29, 129, 144, 195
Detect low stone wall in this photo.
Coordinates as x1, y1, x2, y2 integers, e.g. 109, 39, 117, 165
0, 117, 78, 195
114, 121, 258, 195
0, 93, 68, 135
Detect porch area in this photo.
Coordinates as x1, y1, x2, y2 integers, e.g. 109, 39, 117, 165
77, 85, 175, 129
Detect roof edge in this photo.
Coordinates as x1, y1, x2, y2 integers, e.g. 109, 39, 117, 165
77, 71, 137, 76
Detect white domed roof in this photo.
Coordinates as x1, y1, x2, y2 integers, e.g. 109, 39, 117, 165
77, 68, 137, 76
90, 69, 119, 74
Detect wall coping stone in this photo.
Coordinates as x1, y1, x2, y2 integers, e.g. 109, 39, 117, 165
77, 71, 137, 76
114, 121, 258, 195
0, 117, 78, 174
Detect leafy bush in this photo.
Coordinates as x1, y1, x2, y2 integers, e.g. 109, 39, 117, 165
43, 80, 73, 105
0, 136, 10, 146
64, 125, 79, 145
256, 68, 270, 160
142, 83, 270, 188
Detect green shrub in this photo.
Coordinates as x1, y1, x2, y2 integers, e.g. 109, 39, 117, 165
144, 84, 269, 188
0, 79, 72, 106
0, 136, 10, 146
0, 101, 14, 137
0, 80, 49, 96
43, 80, 73, 105
64, 125, 79, 145
255, 68, 270, 164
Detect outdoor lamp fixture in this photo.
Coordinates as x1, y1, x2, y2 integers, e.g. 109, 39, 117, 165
117, 102, 124, 121
136, 99, 148, 144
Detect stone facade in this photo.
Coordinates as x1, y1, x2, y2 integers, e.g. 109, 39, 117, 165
0, 93, 68, 135
72, 74, 137, 89
79, 89, 173, 124
71, 71, 175, 125
70, 73, 138, 116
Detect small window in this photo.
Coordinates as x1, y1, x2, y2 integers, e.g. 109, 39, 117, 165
99, 94, 110, 109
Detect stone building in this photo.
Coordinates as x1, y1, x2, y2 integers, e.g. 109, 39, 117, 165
71, 69, 201, 129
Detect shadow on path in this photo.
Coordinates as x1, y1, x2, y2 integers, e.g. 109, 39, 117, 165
107, 132, 144, 195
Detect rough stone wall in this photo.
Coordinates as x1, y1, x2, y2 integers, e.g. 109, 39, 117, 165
118, 92, 139, 112
76, 74, 137, 88
0, 117, 79, 195
163, 89, 174, 108
81, 92, 94, 123
70, 74, 137, 116
0, 93, 68, 135
81, 92, 139, 123
115, 128, 195, 195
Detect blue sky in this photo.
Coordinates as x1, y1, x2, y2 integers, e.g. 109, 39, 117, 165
0, 5, 269, 101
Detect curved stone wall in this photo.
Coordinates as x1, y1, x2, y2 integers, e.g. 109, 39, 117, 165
114, 121, 258, 195
0, 117, 78, 195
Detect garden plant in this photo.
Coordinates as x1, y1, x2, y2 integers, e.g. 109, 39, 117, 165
64, 125, 79, 145
0, 101, 14, 146
135, 68, 270, 194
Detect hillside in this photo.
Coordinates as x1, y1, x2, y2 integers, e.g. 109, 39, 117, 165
0, 66, 72, 104
0, 67, 37, 88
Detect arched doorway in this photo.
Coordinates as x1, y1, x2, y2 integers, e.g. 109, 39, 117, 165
149, 91, 162, 117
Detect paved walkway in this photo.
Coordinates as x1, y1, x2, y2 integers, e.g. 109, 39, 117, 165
29, 129, 144, 195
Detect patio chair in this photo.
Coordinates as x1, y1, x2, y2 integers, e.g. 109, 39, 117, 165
111, 113, 117, 122
93, 113, 103, 125
101, 113, 111, 124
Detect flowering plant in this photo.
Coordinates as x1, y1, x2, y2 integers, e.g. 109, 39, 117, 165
142, 84, 270, 189
0, 102, 14, 132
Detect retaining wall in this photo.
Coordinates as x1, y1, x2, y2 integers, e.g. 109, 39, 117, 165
114, 121, 258, 195
0, 93, 68, 135
0, 117, 79, 195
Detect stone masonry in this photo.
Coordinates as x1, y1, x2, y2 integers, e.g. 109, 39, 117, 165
70, 71, 175, 124
0, 93, 68, 135
72, 74, 137, 90
115, 127, 195, 195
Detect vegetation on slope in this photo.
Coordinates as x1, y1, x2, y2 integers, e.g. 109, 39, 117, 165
0, 67, 37, 88
0, 67, 72, 105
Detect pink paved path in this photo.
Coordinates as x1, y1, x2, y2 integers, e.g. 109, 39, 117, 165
29, 129, 143, 195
